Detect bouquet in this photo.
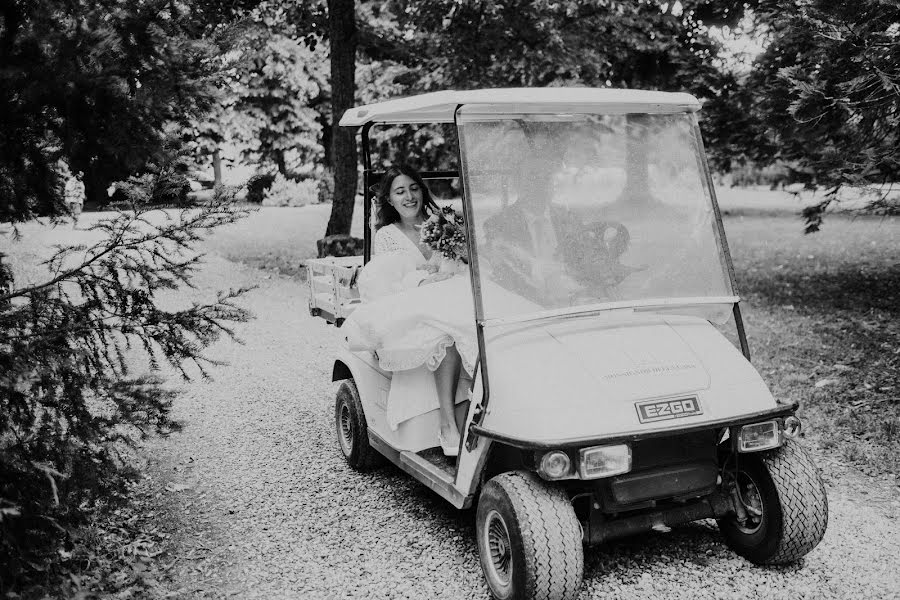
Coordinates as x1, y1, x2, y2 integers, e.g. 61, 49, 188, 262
420, 205, 468, 263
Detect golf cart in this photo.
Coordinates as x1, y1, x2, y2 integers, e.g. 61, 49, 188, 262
315, 89, 828, 600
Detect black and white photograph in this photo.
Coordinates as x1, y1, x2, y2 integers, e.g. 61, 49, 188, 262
1, 1, 898, 598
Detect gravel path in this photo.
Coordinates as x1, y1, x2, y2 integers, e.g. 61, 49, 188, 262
141, 246, 900, 600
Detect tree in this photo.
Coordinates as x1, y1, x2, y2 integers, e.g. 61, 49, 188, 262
739, 0, 900, 231
230, 30, 328, 176
326, 0, 753, 220
0, 0, 260, 583
325, 0, 359, 236
0, 0, 230, 216
0, 182, 251, 581
262, 0, 756, 237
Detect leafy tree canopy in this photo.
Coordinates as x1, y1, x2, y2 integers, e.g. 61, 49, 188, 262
1, 1, 259, 584
733, 0, 900, 231
362, 1, 751, 172
229, 29, 329, 176
0, 0, 247, 219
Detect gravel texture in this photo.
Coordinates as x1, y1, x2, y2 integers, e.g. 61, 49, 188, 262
6, 208, 899, 599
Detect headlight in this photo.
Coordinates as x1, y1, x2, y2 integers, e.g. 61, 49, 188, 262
538, 451, 572, 480
579, 444, 631, 479
737, 420, 782, 452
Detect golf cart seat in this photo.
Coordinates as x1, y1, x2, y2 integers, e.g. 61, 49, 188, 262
307, 255, 363, 326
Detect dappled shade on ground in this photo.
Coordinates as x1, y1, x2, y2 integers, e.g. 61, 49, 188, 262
725, 214, 900, 476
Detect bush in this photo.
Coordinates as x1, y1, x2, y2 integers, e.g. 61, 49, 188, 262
246, 172, 276, 204
316, 234, 364, 258
0, 185, 252, 586
728, 161, 798, 189
262, 173, 318, 207
317, 169, 334, 204
109, 140, 193, 208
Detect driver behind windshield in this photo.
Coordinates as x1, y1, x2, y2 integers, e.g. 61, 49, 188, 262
482, 145, 638, 307
482, 155, 583, 305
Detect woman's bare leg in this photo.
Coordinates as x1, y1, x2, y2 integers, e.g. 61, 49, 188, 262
434, 344, 462, 441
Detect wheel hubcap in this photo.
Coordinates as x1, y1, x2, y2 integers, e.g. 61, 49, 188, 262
483, 510, 512, 588
338, 402, 353, 456
734, 471, 764, 534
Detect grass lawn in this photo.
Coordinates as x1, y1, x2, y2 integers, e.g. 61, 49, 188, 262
723, 212, 900, 476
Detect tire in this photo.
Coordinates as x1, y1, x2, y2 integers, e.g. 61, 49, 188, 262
334, 379, 382, 471
718, 438, 828, 565
475, 472, 583, 600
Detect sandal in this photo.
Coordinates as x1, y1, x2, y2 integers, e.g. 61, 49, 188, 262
439, 432, 460, 457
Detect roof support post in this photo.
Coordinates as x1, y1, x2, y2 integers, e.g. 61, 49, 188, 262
361, 122, 373, 264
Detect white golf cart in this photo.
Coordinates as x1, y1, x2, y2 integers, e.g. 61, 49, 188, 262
314, 89, 828, 600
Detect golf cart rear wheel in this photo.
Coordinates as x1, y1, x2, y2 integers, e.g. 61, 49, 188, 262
334, 379, 382, 471
476, 472, 583, 600
718, 438, 828, 565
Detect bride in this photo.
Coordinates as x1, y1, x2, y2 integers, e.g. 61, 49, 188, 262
342, 165, 471, 456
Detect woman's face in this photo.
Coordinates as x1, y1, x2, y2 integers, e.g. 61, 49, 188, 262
389, 174, 424, 221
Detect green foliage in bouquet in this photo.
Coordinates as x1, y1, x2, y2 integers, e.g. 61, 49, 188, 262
419, 205, 468, 263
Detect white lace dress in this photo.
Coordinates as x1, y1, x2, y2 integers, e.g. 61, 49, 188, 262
339, 224, 472, 430
342, 224, 541, 430
344, 224, 475, 374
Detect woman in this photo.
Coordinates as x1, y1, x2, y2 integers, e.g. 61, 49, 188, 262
371, 165, 456, 286
346, 165, 468, 456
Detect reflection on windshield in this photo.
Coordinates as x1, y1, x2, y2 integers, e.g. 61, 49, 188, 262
459, 113, 734, 322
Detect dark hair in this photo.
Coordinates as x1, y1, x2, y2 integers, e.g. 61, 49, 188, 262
374, 164, 438, 229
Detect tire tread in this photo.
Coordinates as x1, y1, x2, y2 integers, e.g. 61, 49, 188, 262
335, 379, 383, 471
487, 472, 583, 600
761, 438, 829, 564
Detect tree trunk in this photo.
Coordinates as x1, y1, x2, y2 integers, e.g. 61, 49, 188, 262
212, 148, 222, 186
319, 110, 333, 170
275, 150, 287, 176
619, 114, 656, 206
325, 0, 357, 237
82, 166, 108, 208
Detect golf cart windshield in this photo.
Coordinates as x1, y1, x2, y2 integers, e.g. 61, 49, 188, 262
457, 111, 735, 324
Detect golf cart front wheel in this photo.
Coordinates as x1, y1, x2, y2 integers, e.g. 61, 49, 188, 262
476, 472, 583, 600
334, 379, 382, 471
718, 438, 828, 564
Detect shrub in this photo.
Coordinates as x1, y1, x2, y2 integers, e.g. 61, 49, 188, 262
728, 161, 797, 189
245, 172, 276, 204
262, 173, 318, 207
317, 169, 334, 204
316, 234, 364, 258
0, 185, 252, 585
110, 140, 193, 208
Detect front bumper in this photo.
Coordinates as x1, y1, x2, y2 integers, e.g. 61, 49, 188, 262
468, 402, 798, 450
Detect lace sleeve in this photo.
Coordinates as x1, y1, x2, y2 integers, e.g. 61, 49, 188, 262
373, 226, 403, 255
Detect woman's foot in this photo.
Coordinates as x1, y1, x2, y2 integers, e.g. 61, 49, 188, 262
439, 428, 461, 457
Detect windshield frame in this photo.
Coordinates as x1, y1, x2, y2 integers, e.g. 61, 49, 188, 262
451, 103, 749, 428
479, 295, 741, 328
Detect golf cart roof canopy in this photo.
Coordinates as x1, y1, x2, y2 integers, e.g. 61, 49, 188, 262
339, 88, 701, 127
